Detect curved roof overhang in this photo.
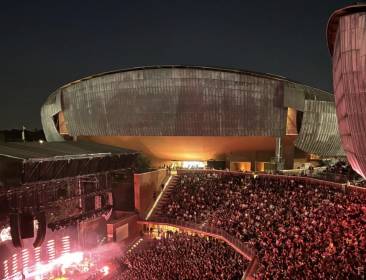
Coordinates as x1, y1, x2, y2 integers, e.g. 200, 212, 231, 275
56, 65, 330, 96
327, 3, 366, 56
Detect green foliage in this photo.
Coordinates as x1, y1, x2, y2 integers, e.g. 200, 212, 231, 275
135, 154, 151, 173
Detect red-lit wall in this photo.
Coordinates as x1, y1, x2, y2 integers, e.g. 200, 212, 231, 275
332, 11, 366, 178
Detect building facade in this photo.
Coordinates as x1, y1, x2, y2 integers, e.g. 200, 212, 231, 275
41, 66, 344, 170
327, 3, 366, 177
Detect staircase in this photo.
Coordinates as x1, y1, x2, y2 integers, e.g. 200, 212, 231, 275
146, 175, 179, 220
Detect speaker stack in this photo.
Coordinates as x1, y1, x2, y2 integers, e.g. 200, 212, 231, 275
9, 212, 47, 248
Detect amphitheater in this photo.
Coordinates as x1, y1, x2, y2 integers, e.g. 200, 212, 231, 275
0, 3, 360, 280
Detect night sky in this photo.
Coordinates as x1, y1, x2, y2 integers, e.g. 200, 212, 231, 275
0, 0, 354, 129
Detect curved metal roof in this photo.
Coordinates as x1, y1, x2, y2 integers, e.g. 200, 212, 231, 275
57, 65, 330, 96
41, 65, 342, 158
327, 3, 366, 55
294, 100, 345, 157
0, 141, 136, 161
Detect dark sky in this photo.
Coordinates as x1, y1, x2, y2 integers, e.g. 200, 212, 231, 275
0, 0, 354, 129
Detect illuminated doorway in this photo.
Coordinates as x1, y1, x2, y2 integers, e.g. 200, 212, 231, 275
230, 162, 251, 172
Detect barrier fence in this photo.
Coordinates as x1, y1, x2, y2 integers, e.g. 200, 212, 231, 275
257, 174, 366, 194
176, 169, 366, 194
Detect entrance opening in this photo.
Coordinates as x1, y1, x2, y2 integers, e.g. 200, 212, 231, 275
52, 111, 69, 135
230, 162, 251, 172
181, 161, 205, 169
255, 162, 266, 172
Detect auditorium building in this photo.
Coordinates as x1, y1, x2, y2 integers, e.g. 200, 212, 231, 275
41, 66, 344, 171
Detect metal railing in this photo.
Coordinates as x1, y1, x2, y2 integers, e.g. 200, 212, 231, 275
176, 168, 366, 187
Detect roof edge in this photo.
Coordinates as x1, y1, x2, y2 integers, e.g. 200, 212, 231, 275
327, 3, 366, 56
56, 65, 331, 95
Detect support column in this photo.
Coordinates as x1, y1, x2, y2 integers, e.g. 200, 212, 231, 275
275, 137, 284, 171
283, 136, 295, 170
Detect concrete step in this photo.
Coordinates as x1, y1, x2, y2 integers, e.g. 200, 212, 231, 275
146, 175, 180, 220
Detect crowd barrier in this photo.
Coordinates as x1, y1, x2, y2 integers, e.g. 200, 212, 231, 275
281, 166, 327, 175
176, 169, 366, 194
281, 167, 351, 183
258, 173, 366, 194
311, 172, 351, 183
176, 168, 252, 177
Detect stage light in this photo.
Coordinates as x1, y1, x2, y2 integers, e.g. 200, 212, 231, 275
24, 251, 84, 279
0, 226, 12, 242
21, 249, 29, 270
57, 251, 84, 268
34, 246, 41, 266
100, 265, 110, 276
12, 253, 18, 275
3, 260, 9, 278
47, 240, 56, 261
182, 161, 205, 169
61, 236, 71, 256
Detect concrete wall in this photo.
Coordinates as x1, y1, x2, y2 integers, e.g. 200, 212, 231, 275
78, 217, 107, 249
112, 169, 135, 212
134, 169, 168, 217
107, 211, 141, 243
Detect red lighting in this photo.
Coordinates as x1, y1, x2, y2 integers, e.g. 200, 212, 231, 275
11, 254, 17, 275
46, 240, 56, 261
61, 236, 71, 256
21, 249, 30, 271
34, 247, 41, 265
3, 260, 9, 278
100, 265, 110, 276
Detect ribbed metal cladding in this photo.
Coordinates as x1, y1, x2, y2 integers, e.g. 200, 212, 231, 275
284, 83, 334, 112
60, 68, 288, 137
294, 100, 345, 157
41, 65, 339, 158
330, 10, 366, 177
40, 89, 64, 142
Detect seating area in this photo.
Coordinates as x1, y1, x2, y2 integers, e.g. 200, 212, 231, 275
155, 172, 366, 279
116, 232, 248, 280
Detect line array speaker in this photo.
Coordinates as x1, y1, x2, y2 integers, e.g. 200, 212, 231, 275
10, 213, 23, 248
33, 212, 46, 248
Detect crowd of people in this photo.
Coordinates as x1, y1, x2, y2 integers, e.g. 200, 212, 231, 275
319, 160, 362, 183
355, 180, 366, 188
157, 173, 366, 279
324, 160, 356, 176
117, 232, 248, 280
